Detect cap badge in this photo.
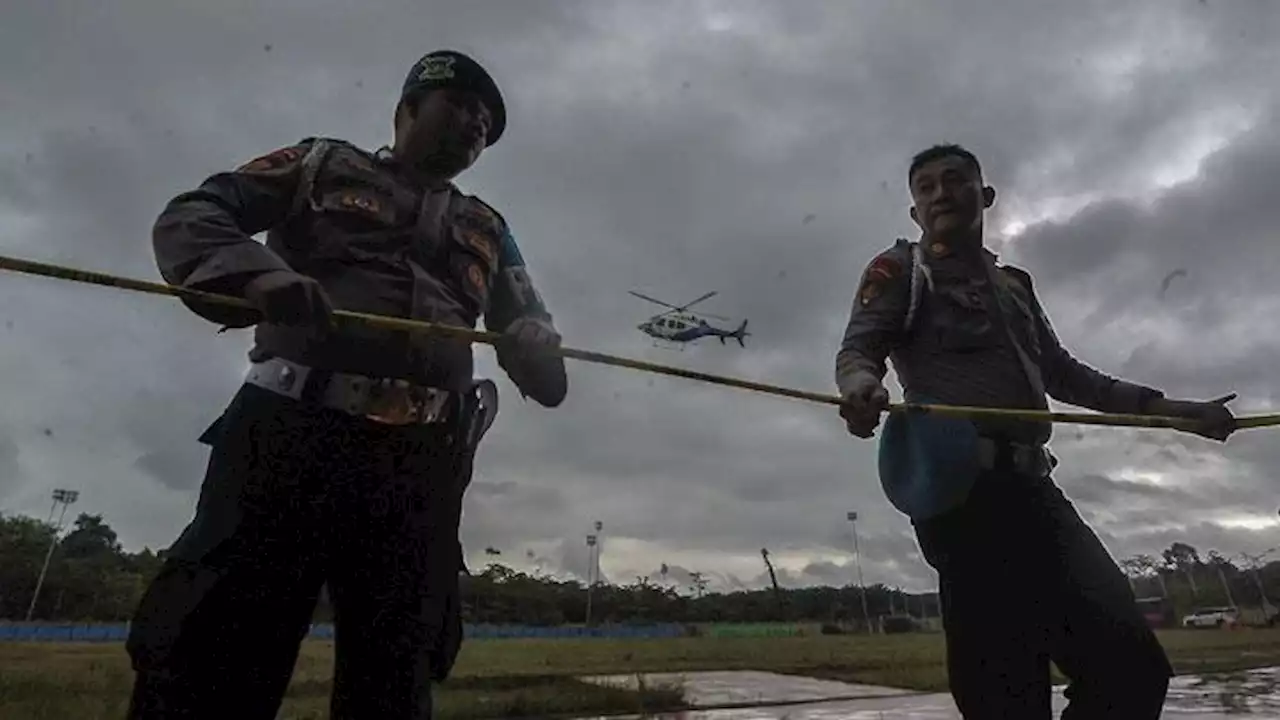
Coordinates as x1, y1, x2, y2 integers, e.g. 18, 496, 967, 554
417, 55, 456, 82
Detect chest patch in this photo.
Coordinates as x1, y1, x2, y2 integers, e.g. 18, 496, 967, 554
340, 192, 382, 215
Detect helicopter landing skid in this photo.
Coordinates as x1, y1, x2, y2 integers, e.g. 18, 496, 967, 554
650, 338, 686, 352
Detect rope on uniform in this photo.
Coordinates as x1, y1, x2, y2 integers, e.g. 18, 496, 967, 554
3, 253, 1278, 433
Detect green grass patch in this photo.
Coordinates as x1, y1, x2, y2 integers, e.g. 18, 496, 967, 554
1, 628, 1279, 718
0, 642, 685, 720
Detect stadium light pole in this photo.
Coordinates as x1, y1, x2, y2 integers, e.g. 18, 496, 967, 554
26, 488, 79, 622
585, 520, 605, 627
593, 520, 604, 586
585, 532, 598, 626
846, 510, 872, 634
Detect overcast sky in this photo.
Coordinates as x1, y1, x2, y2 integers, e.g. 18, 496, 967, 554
2, 0, 1278, 596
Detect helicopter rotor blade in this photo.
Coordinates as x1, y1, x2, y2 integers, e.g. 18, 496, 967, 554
679, 290, 718, 310
631, 289, 729, 320
628, 290, 680, 310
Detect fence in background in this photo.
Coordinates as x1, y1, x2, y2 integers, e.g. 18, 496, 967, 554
698, 622, 814, 637
0, 621, 689, 643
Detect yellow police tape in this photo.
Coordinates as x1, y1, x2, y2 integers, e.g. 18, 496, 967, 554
3, 253, 1278, 433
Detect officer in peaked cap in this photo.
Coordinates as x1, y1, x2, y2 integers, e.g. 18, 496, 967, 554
128, 42, 566, 719
402, 49, 507, 146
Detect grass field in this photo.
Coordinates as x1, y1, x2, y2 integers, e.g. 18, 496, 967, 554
3, 629, 1280, 718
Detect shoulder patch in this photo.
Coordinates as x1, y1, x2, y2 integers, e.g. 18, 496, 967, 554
867, 253, 903, 282
234, 142, 310, 175
858, 249, 905, 306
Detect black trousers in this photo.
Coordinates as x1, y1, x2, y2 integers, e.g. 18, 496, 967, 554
125, 383, 468, 720
913, 467, 1173, 719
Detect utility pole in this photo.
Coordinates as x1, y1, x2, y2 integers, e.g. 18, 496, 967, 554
1241, 550, 1276, 617
27, 488, 78, 622
1215, 564, 1236, 608
847, 511, 872, 634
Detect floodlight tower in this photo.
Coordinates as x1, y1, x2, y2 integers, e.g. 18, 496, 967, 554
585, 532, 598, 626
593, 520, 604, 585
847, 510, 871, 634
26, 488, 79, 621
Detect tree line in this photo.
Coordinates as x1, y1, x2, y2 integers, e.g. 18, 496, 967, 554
2, 511, 1277, 626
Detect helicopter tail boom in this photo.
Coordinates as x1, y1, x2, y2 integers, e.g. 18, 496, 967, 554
715, 319, 749, 347
713, 319, 750, 346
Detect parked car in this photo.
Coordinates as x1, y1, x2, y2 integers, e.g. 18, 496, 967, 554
1181, 606, 1240, 629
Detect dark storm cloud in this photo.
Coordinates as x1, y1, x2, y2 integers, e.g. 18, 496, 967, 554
0, 0, 1276, 592
1002, 101, 1280, 435
1014, 105, 1280, 304
0, 434, 22, 501
134, 448, 208, 493
1060, 471, 1271, 529
1095, 520, 1280, 569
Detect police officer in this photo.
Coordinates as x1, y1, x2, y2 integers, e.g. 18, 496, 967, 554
125, 50, 566, 719
835, 143, 1235, 719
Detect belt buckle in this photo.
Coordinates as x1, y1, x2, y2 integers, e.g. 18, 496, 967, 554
364, 379, 446, 426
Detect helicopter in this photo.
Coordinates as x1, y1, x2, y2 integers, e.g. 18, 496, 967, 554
629, 290, 750, 347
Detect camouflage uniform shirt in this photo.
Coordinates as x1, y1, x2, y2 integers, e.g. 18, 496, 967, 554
835, 239, 1163, 444
153, 137, 556, 393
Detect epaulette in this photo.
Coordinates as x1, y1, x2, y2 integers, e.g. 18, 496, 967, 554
897, 238, 935, 333
463, 194, 510, 233
281, 137, 342, 225
298, 135, 364, 155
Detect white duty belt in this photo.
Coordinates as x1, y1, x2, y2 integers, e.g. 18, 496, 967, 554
245, 357, 453, 426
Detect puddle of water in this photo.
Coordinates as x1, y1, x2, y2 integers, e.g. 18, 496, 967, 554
1166, 667, 1280, 714
579, 667, 1280, 719
581, 670, 919, 707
